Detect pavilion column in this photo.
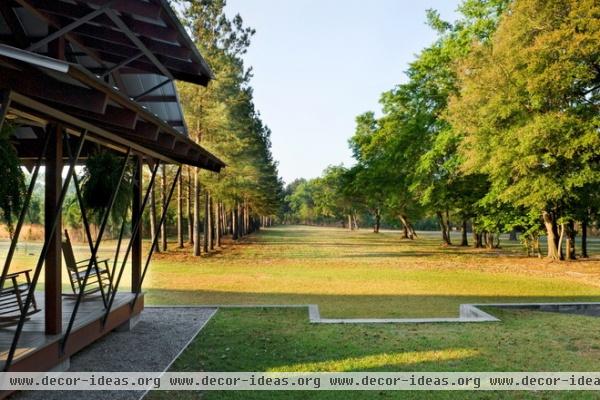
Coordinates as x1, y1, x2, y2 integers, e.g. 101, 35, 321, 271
44, 124, 62, 334
131, 156, 143, 292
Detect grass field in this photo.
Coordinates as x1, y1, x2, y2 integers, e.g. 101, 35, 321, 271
146, 225, 600, 317
7, 225, 600, 398
6, 225, 600, 317
148, 307, 600, 400
140, 226, 600, 400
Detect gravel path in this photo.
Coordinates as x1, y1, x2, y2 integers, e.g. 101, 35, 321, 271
13, 307, 217, 400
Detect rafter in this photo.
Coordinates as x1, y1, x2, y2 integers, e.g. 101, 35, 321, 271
104, 9, 173, 80
14, 0, 108, 70
0, 3, 30, 48
72, 0, 162, 20
0, 67, 108, 114
26, 1, 115, 52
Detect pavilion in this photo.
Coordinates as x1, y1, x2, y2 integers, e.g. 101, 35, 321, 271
0, 0, 223, 378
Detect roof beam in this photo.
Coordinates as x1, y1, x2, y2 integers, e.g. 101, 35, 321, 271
101, 51, 144, 78
26, 1, 115, 52
132, 120, 160, 141
58, 23, 192, 59
29, 0, 178, 42
72, 0, 162, 20
104, 9, 173, 80
137, 95, 177, 102
157, 132, 176, 149
0, 3, 30, 48
173, 141, 189, 156
0, 66, 108, 113
133, 78, 171, 101
14, 0, 108, 70
84, 47, 198, 76
46, 102, 139, 130
0, 89, 11, 131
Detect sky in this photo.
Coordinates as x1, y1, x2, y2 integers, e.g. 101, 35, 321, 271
224, 0, 461, 184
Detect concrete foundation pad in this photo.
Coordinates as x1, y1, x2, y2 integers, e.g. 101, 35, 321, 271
114, 314, 141, 332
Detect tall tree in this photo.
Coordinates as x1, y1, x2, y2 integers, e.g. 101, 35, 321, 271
449, 0, 600, 260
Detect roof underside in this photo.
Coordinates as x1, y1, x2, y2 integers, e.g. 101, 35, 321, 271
0, 0, 224, 170
0, 45, 224, 171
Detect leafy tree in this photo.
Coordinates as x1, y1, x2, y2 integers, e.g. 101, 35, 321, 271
0, 123, 25, 236
449, 0, 600, 259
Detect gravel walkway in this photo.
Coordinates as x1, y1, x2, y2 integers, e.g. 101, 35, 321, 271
13, 307, 217, 400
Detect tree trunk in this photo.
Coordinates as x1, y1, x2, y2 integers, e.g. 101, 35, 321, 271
557, 223, 566, 260
581, 218, 588, 258
215, 200, 221, 248
348, 215, 353, 231
565, 220, 576, 260
177, 171, 184, 248
542, 211, 560, 260
244, 200, 250, 234
150, 180, 159, 253
374, 209, 380, 233
232, 204, 239, 240
187, 167, 194, 245
203, 191, 210, 253
399, 214, 416, 240
401, 224, 409, 239
193, 168, 201, 256
209, 194, 215, 250
445, 209, 452, 245
160, 164, 167, 252
436, 211, 451, 245
460, 219, 468, 246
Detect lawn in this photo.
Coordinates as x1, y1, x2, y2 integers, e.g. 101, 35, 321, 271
144, 226, 600, 318
147, 307, 600, 400
7, 225, 600, 399
142, 226, 600, 399
7, 225, 600, 318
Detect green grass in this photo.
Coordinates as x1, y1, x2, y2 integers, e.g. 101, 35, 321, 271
141, 226, 600, 399
7, 225, 600, 317
143, 226, 600, 318
148, 307, 600, 400
8, 225, 600, 398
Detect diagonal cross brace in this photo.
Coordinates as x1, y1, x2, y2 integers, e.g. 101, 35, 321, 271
60, 146, 132, 354
102, 161, 160, 325
0, 130, 51, 291
104, 9, 173, 80
4, 130, 87, 371
27, 0, 117, 52
131, 165, 182, 311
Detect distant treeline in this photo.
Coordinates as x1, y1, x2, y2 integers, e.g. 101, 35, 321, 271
280, 0, 600, 261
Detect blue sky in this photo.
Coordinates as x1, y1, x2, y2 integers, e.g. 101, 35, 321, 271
224, 0, 460, 184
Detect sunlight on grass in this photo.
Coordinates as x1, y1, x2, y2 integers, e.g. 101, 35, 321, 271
267, 349, 479, 372
5, 226, 600, 318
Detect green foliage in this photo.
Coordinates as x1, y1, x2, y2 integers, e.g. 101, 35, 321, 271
281, 0, 599, 259
448, 0, 600, 256
80, 149, 132, 225
0, 123, 25, 235
177, 0, 283, 217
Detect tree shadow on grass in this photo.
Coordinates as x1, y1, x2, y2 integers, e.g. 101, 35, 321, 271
144, 289, 600, 319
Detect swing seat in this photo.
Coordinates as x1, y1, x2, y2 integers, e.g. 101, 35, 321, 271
0, 269, 40, 326
62, 230, 112, 300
